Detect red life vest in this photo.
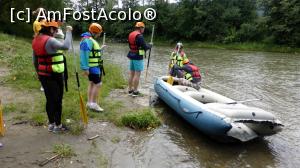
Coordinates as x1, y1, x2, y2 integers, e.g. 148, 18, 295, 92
185, 64, 201, 81
32, 35, 61, 76
128, 30, 141, 53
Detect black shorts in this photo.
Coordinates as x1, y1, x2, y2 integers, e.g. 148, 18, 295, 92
88, 73, 101, 84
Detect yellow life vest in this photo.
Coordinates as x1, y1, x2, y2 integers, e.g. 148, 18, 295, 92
89, 38, 102, 67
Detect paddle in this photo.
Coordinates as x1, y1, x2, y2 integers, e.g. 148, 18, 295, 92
0, 99, 5, 136
71, 38, 88, 126
97, 33, 106, 104
144, 25, 155, 81
100, 32, 106, 77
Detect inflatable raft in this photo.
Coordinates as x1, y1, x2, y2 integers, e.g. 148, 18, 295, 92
154, 76, 283, 142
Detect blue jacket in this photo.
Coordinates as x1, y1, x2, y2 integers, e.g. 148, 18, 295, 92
80, 32, 101, 74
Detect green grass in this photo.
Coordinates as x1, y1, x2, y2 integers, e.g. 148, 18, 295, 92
120, 108, 161, 130
2, 104, 18, 114
31, 113, 46, 126
53, 143, 76, 158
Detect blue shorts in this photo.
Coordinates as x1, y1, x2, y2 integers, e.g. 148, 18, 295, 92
129, 60, 144, 72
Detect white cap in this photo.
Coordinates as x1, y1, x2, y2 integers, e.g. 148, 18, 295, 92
54, 28, 65, 39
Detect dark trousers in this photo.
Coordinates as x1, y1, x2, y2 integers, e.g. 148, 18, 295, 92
39, 74, 64, 126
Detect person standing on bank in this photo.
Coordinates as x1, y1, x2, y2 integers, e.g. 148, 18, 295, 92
32, 21, 72, 133
80, 23, 105, 112
127, 22, 152, 97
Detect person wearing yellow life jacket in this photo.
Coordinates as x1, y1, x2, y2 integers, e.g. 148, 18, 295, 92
168, 42, 189, 77
80, 23, 106, 112
32, 20, 73, 133
127, 22, 152, 97
174, 59, 202, 90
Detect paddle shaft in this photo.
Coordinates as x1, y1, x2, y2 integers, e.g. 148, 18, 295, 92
145, 25, 155, 80
71, 37, 88, 125
71, 38, 80, 88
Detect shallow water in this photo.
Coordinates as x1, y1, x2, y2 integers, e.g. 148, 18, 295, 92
103, 43, 300, 168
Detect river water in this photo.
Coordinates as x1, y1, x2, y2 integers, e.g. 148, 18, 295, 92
103, 43, 299, 168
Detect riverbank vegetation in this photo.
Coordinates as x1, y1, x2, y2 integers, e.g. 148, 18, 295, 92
0, 0, 299, 52
121, 108, 161, 130
0, 32, 161, 133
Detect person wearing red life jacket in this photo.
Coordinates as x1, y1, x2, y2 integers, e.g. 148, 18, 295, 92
127, 22, 152, 97
32, 20, 72, 133
174, 59, 202, 90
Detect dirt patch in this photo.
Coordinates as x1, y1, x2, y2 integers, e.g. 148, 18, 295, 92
0, 66, 37, 105
0, 86, 37, 105
107, 88, 150, 109
0, 86, 153, 168
0, 67, 9, 77
0, 120, 149, 168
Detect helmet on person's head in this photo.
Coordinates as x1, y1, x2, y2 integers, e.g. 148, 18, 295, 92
89, 23, 103, 34
183, 59, 190, 65
135, 22, 145, 28
41, 20, 59, 28
176, 42, 183, 48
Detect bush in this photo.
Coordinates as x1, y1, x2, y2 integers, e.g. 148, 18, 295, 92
237, 23, 259, 42
121, 108, 160, 130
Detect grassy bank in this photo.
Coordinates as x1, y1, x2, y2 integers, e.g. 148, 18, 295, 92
0, 33, 160, 133
144, 36, 300, 53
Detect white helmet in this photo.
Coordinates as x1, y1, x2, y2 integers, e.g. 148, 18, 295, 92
176, 42, 183, 50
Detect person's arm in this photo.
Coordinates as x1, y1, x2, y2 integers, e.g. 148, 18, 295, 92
80, 39, 92, 72
180, 65, 192, 72
136, 35, 151, 51
45, 31, 72, 52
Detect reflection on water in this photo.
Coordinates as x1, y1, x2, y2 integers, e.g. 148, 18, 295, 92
104, 43, 300, 168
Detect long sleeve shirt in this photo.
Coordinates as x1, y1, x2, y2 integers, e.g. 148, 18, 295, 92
79, 32, 101, 74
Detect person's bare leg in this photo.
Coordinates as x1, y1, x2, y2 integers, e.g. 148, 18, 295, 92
133, 71, 141, 91
128, 70, 135, 91
92, 84, 100, 104
87, 82, 93, 104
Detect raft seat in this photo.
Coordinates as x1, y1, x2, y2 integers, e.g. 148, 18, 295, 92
184, 91, 217, 104
173, 85, 198, 92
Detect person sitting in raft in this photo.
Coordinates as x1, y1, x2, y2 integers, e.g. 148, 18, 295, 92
173, 59, 202, 90
168, 42, 189, 77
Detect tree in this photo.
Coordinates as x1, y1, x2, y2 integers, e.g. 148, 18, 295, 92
264, 0, 300, 46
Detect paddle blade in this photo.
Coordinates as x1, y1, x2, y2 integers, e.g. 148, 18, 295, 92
79, 94, 88, 125
0, 101, 5, 136
167, 76, 174, 85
